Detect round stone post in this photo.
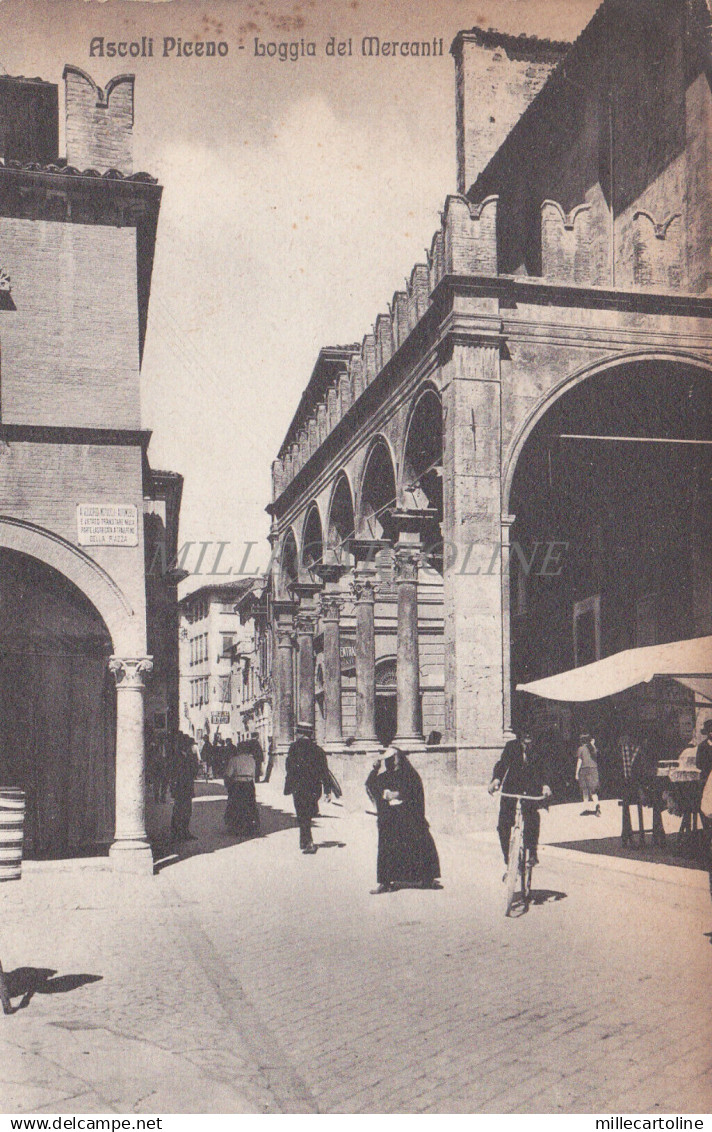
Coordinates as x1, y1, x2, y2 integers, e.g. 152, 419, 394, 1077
274, 608, 296, 755
320, 592, 344, 750
108, 656, 153, 874
394, 546, 425, 748
295, 611, 317, 731
352, 572, 379, 749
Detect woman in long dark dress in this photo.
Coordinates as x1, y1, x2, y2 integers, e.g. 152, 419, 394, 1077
365, 747, 441, 893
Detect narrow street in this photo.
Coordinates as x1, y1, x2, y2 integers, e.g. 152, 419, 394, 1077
1, 776, 710, 1114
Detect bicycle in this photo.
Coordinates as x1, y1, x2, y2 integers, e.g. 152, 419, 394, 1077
500, 792, 547, 917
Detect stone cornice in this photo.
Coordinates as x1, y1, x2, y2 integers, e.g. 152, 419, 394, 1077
431, 272, 712, 318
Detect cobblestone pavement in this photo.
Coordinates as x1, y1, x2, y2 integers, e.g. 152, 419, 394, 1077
1, 779, 711, 1114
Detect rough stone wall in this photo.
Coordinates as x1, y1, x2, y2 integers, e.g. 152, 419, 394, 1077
64, 67, 134, 174
0, 217, 141, 428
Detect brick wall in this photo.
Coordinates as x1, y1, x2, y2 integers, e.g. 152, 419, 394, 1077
470, 0, 708, 292
64, 67, 133, 175
0, 440, 148, 630
0, 217, 141, 428
452, 29, 568, 195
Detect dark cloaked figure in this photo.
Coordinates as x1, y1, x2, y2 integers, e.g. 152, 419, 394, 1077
223, 743, 260, 836
170, 733, 199, 842
284, 722, 332, 853
365, 747, 440, 893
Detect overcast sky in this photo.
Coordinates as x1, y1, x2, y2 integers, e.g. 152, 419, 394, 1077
2, 0, 600, 587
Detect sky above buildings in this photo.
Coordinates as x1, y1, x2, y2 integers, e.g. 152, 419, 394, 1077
1, 0, 600, 587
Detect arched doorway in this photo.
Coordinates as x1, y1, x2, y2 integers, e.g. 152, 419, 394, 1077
375, 656, 398, 746
509, 359, 712, 791
0, 548, 116, 857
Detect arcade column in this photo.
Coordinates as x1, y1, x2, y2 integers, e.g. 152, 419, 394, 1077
108, 655, 153, 874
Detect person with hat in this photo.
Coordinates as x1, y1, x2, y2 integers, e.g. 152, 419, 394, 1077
488, 727, 552, 873
284, 722, 332, 854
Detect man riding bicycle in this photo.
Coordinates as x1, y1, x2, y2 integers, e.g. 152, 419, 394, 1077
488, 727, 552, 870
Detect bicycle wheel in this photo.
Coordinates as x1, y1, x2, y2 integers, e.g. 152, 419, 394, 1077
505, 821, 521, 916
521, 851, 533, 907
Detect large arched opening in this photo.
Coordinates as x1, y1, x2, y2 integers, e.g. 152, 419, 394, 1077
508, 358, 712, 794
359, 439, 397, 540
0, 548, 116, 857
402, 387, 443, 573
302, 504, 324, 575
278, 528, 300, 598
326, 473, 356, 564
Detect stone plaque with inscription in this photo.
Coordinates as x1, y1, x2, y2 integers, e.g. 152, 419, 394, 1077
77, 504, 139, 547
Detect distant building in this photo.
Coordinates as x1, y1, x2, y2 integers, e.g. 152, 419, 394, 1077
0, 66, 181, 870
232, 580, 273, 754
178, 579, 255, 742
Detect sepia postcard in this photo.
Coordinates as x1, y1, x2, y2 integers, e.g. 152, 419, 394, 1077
0, 0, 710, 1120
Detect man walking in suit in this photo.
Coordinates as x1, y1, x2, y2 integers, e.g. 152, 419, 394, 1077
284, 722, 332, 854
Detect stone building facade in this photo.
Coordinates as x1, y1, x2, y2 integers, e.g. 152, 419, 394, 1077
0, 66, 181, 870
266, 0, 712, 818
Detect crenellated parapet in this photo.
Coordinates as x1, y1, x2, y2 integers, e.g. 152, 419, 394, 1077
276, 193, 503, 494
541, 200, 598, 285
442, 193, 499, 276
632, 209, 683, 290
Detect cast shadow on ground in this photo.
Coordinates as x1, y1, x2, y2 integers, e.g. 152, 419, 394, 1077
507, 888, 567, 918
313, 840, 346, 850
3, 967, 102, 1012
152, 799, 299, 873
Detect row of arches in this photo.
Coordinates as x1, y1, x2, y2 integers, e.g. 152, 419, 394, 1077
280, 386, 443, 586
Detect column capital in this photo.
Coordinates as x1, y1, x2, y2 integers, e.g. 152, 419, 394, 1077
319, 592, 343, 621
295, 611, 318, 635
351, 575, 376, 604
501, 512, 516, 529
276, 626, 296, 649
108, 656, 153, 689
394, 545, 421, 583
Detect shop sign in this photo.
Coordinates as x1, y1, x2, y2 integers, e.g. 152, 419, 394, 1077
211, 711, 230, 724
77, 503, 138, 547
340, 639, 356, 674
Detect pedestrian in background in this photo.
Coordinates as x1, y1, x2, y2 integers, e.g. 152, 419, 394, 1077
170, 733, 199, 842
224, 742, 260, 836
284, 722, 332, 853
576, 731, 601, 816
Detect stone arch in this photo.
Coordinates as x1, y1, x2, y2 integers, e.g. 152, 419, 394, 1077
358, 436, 398, 538
0, 516, 139, 655
503, 351, 712, 737
502, 349, 712, 514
326, 471, 356, 556
401, 384, 443, 512
302, 503, 324, 572
278, 527, 300, 598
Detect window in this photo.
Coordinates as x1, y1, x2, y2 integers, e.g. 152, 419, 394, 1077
221, 633, 235, 656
